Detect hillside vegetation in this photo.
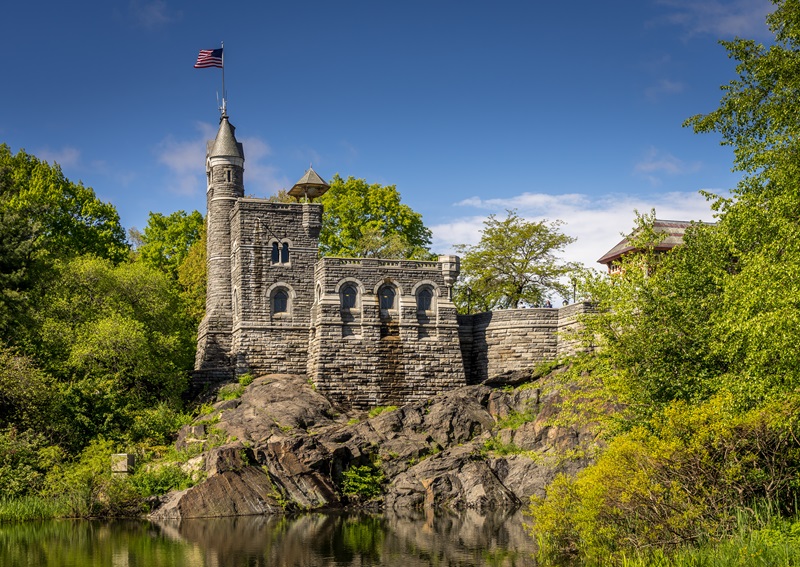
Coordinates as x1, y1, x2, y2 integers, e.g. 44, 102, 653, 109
527, 1, 800, 563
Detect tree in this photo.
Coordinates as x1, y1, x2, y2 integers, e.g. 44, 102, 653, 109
176, 222, 207, 325
25, 256, 195, 449
318, 175, 433, 259
136, 210, 204, 280
454, 210, 576, 312
0, 145, 127, 263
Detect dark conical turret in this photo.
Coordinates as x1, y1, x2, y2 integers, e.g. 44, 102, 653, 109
207, 114, 244, 160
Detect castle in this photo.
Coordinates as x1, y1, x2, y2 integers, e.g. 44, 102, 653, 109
195, 114, 588, 408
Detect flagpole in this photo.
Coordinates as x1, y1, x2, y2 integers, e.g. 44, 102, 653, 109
220, 41, 226, 116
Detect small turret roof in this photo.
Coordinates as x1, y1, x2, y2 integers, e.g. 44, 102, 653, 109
288, 166, 329, 201
207, 114, 244, 159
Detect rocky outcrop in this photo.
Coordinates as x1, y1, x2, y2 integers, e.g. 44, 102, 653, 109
150, 369, 598, 519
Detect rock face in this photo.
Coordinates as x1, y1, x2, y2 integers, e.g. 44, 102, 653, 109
150, 370, 597, 519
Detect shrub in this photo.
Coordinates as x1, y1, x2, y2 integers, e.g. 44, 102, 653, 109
528, 392, 800, 564
341, 463, 385, 500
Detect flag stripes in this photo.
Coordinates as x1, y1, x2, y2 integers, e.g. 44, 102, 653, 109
194, 48, 223, 69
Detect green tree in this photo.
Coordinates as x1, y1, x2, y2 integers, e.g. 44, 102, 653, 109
318, 175, 432, 259
26, 256, 195, 449
0, 145, 127, 263
136, 210, 204, 279
454, 210, 576, 312
0, 145, 127, 341
528, 4, 800, 560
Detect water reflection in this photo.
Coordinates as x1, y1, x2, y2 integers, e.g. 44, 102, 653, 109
0, 508, 537, 567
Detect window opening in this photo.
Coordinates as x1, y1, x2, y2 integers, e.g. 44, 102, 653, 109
281, 242, 289, 264
273, 289, 288, 313
271, 242, 279, 264
417, 288, 433, 312
379, 286, 396, 310
341, 284, 357, 310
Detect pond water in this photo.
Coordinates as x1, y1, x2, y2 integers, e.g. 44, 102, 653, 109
0, 508, 538, 566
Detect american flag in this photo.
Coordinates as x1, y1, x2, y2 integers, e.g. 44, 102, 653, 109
194, 48, 223, 69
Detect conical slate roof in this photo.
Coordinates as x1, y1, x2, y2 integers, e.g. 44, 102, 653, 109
288, 166, 329, 201
207, 115, 244, 159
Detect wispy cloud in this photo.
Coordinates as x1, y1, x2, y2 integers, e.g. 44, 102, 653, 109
241, 136, 291, 195
156, 123, 289, 197
633, 147, 701, 185
655, 0, 774, 39
645, 78, 685, 101
432, 189, 721, 271
128, 0, 179, 30
37, 146, 81, 168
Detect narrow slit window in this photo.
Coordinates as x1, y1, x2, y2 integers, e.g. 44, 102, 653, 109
281, 242, 289, 263
271, 242, 279, 264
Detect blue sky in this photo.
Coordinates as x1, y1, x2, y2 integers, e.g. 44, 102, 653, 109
1, 0, 774, 269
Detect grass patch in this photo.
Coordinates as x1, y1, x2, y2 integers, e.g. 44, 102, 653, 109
494, 406, 538, 430
367, 405, 398, 418
0, 495, 74, 522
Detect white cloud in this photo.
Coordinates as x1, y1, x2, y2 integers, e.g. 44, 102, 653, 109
240, 136, 291, 195
156, 123, 289, 198
656, 0, 774, 39
633, 147, 701, 185
431, 190, 722, 271
129, 0, 179, 30
37, 146, 81, 168
645, 78, 685, 101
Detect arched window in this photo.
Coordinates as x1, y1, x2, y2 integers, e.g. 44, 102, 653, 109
379, 285, 396, 311
417, 288, 433, 312
273, 289, 289, 313
271, 242, 279, 264
281, 242, 289, 263
341, 284, 358, 310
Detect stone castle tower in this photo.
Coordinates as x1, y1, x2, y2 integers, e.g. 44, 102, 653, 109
195, 113, 244, 380
193, 112, 589, 408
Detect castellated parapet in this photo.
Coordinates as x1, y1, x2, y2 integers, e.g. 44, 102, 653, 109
193, 114, 591, 407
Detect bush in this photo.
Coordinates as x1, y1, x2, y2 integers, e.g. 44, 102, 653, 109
341, 463, 385, 500
528, 392, 800, 564
130, 464, 194, 497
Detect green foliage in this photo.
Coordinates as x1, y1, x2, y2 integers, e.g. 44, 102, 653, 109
21, 256, 194, 450
0, 494, 74, 522
218, 383, 245, 401
0, 427, 64, 499
454, 209, 576, 312
0, 144, 127, 339
529, 394, 800, 563
367, 405, 398, 418
318, 175, 432, 259
619, 504, 800, 567
127, 403, 193, 447
129, 464, 194, 497
176, 221, 206, 325
238, 373, 254, 387
135, 210, 204, 280
341, 463, 385, 500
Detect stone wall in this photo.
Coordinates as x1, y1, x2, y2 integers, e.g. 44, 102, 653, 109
229, 200, 322, 376
458, 302, 592, 384
194, 149, 244, 384
308, 257, 466, 408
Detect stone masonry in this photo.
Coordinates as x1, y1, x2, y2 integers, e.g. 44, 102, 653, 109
194, 113, 591, 407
